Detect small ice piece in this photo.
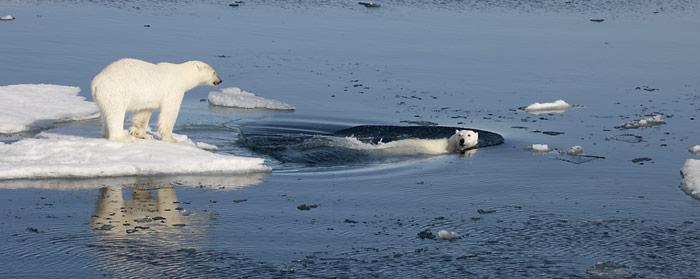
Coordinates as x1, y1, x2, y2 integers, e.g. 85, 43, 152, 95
689, 145, 700, 154
531, 144, 550, 152
586, 261, 634, 279
567, 145, 583, 156
523, 100, 571, 114
171, 133, 190, 142
437, 230, 461, 240
616, 114, 665, 129
0, 84, 100, 134
208, 87, 295, 110
196, 142, 218, 151
681, 159, 700, 199
0, 15, 15, 21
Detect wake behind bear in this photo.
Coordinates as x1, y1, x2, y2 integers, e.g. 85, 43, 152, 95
91, 58, 222, 143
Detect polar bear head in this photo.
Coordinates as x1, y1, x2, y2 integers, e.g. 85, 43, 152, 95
185, 61, 222, 86
448, 129, 478, 153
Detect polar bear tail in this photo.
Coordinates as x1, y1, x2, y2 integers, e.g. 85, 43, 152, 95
90, 82, 98, 100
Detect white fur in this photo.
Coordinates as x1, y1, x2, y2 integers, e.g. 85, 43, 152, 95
91, 58, 222, 142
450, 130, 479, 153
338, 129, 479, 155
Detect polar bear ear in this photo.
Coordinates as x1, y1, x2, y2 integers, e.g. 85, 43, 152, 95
194, 62, 202, 71
455, 130, 459, 134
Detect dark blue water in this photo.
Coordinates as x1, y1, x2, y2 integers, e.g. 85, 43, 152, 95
1, 1, 700, 278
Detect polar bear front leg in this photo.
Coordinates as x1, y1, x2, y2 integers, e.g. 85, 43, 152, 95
129, 109, 154, 140
157, 95, 184, 143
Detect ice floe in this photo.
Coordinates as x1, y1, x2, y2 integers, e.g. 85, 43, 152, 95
437, 230, 462, 240
0, 132, 269, 180
523, 99, 571, 114
586, 261, 634, 279
0, 84, 99, 134
681, 159, 700, 199
0, 15, 15, 21
531, 144, 550, 152
615, 114, 665, 129
208, 87, 295, 110
689, 145, 700, 154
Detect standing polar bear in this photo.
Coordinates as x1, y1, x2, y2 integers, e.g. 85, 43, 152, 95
91, 58, 222, 142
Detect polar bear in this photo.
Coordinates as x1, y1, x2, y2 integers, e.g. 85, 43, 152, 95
342, 129, 479, 155
448, 129, 479, 153
91, 58, 222, 142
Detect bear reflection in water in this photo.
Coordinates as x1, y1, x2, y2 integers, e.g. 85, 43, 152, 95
89, 185, 211, 277
85, 175, 264, 277
91, 185, 208, 236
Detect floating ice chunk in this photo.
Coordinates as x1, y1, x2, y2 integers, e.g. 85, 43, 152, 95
0, 133, 269, 180
0, 15, 15, 21
566, 145, 583, 156
616, 114, 665, 129
208, 87, 295, 110
0, 84, 99, 134
196, 141, 218, 151
531, 144, 550, 152
523, 100, 571, 114
689, 145, 700, 154
586, 261, 634, 279
437, 230, 462, 240
171, 133, 190, 142
681, 159, 700, 199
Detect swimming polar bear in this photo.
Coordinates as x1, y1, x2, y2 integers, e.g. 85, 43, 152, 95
341, 130, 479, 155
450, 129, 479, 153
91, 58, 222, 142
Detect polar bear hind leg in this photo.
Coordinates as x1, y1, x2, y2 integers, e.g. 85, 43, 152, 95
100, 114, 108, 138
129, 109, 154, 140
100, 102, 133, 143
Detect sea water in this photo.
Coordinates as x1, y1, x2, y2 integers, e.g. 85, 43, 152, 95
1, 1, 700, 277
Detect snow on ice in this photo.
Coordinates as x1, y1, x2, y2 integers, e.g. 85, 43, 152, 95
0, 84, 99, 134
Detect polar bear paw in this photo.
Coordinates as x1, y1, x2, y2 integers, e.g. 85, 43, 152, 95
109, 130, 135, 143
129, 127, 154, 140
160, 135, 178, 143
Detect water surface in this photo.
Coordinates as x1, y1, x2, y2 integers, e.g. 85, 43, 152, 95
1, 1, 700, 277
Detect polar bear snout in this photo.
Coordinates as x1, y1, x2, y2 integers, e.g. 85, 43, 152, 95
213, 77, 223, 85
